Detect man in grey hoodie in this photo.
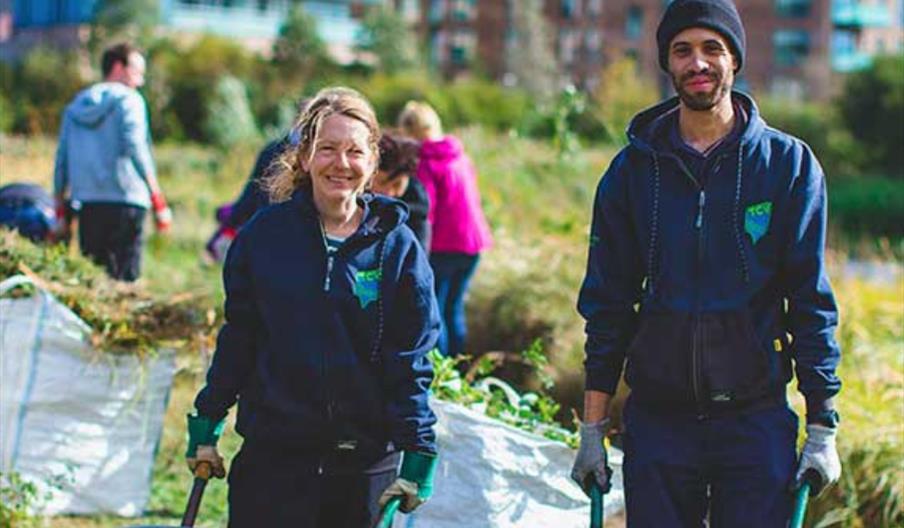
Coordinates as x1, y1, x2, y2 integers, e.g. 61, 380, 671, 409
54, 42, 171, 282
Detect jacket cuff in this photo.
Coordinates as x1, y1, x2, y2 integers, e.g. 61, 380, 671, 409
584, 362, 622, 394
805, 396, 835, 417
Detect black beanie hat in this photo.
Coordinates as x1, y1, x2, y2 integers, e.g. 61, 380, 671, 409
656, 0, 746, 72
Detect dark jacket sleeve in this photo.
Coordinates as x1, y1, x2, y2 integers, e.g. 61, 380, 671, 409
381, 235, 441, 452
782, 144, 842, 415
194, 229, 262, 421
576, 151, 645, 394
226, 139, 283, 228
402, 177, 432, 250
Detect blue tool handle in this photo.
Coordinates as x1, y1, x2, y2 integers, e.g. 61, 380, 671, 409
375, 497, 402, 528
590, 482, 604, 528
790, 481, 810, 528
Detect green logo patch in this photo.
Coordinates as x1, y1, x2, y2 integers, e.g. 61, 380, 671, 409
353, 269, 382, 309
744, 201, 772, 244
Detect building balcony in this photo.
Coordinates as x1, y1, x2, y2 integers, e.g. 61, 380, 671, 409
832, 1, 892, 28
159, 1, 360, 42
831, 50, 873, 71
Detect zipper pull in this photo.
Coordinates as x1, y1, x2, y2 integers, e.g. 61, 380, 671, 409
695, 190, 706, 229
323, 254, 334, 291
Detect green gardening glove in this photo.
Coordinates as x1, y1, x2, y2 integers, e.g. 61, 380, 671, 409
378, 451, 439, 513
185, 413, 226, 478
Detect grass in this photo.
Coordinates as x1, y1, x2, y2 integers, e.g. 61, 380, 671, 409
1, 133, 901, 527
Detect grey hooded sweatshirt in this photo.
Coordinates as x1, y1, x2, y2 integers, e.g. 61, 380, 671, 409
53, 82, 156, 208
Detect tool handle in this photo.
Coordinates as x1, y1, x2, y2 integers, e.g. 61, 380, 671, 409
374, 497, 402, 528
790, 480, 811, 528
181, 461, 211, 527
590, 482, 604, 528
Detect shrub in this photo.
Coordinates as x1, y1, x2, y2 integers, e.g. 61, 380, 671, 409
152, 35, 259, 142
828, 176, 904, 240
758, 97, 865, 180
11, 46, 86, 135
836, 54, 904, 176
592, 57, 659, 144
204, 75, 260, 150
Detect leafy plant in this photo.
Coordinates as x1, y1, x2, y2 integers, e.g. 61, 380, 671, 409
430, 341, 578, 447
0, 471, 58, 527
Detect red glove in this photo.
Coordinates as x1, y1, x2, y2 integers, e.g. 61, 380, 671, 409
151, 192, 173, 232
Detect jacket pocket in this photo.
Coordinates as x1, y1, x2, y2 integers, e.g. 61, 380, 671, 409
698, 310, 775, 405
624, 312, 695, 407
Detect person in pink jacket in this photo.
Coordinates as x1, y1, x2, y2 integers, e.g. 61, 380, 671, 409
399, 101, 493, 358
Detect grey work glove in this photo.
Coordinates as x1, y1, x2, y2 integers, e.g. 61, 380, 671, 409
570, 418, 612, 497
794, 424, 841, 496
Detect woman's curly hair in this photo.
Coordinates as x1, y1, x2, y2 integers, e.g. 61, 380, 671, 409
266, 87, 381, 203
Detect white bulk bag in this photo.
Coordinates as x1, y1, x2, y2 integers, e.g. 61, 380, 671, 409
393, 398, 625, 527
0, 275, 175, 516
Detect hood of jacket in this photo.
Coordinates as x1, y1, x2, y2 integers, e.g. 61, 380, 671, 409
419, 135, 463, 161
626, 90, 766, 155
65, 82, 133, 128
290, 187, 409, 238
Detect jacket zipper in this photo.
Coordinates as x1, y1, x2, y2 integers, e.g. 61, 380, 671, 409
317, 220, 334, 475
671, 156, 707, 415
693, 188, 706, 417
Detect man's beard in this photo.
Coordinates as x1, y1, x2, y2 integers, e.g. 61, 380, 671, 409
672, 70, 732, 111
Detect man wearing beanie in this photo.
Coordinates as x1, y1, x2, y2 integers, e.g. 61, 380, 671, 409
571, 0, 842, 525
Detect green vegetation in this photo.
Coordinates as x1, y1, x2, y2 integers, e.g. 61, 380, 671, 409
2, 131, 899, 527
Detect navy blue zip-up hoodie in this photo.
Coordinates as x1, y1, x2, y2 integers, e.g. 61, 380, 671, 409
578, 92, 841, 416
195, 188, 440, 461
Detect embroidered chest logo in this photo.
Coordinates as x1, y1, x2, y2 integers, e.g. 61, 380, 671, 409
744, 201, 772, 245
353, 269, 382, 309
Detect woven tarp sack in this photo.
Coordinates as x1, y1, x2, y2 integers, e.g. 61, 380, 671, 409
0, 275, 175, 516
392, 398, 625, 527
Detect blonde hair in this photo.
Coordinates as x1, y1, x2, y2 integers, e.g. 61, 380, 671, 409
267, 87, 381, 202
397, 100, 443, 141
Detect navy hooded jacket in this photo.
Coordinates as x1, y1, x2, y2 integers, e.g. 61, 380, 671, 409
195, 188, 441, 460
578, 92, 841, 417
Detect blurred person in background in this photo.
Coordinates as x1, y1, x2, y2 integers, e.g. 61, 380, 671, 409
185, 87, 441, 527
205, 98, 312, 263
398, 101, 493, 358
53, 42, 171, 282
372, 132, 430, 249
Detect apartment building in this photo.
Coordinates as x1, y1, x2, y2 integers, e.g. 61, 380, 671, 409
418, 0, 903, 100
0, 0, 381, 62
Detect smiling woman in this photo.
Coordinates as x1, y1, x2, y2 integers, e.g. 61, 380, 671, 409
184, 87, 442, 527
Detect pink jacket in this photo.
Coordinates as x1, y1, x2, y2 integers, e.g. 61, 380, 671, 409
416, 135, 493, 255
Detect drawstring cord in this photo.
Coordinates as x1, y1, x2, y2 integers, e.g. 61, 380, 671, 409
369, 237, 387, 363
732, 144, 751, 283
647, 154, 662, 295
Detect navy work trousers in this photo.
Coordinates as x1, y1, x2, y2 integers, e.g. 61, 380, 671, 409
227, 442, 398, 528
430, 252, 480, 358
78, 203, 146, 282
622, 396, 798, 528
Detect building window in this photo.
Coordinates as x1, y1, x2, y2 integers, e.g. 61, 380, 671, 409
774, 30, 810, 67
429, 0, 446, 22
585, 29, 602, 52
559, 28, 579, 64
626, 6, 643, 40
452, 0, 476, 22
450, 29, 476, 65
431, 29, 448, 65
775, 0, 812, 18
401, 0, 420, 22
562, 0, 581, 19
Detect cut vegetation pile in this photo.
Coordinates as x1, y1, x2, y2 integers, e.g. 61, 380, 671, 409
0, 229, 221, 356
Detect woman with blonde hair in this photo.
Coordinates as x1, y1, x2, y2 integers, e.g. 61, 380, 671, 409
184, 87, 441, 527
398, 100, 493, 358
